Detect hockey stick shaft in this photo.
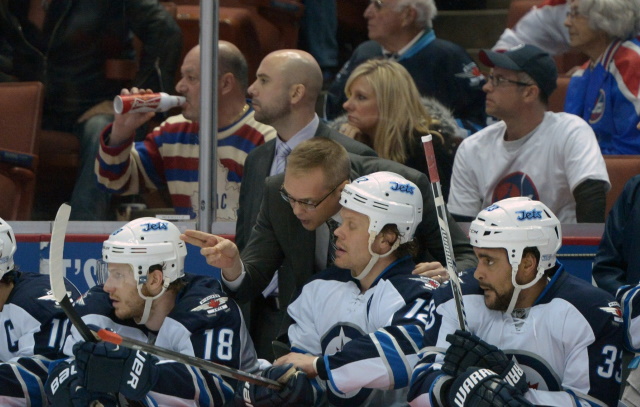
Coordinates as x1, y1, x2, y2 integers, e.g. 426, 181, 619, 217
49, 204, 283, 390
97, 330, 283, 390
421, 135, 469, 331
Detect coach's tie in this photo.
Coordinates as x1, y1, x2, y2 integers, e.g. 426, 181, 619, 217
326, 218, 340, 267
274, 141, 292, 175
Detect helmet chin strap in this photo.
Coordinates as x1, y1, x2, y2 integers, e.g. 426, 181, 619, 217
352, 232, 400, 281
506, 263, 546, 315
135, 277, 170, 325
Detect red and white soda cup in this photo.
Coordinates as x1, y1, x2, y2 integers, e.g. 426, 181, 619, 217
114, 92, 186, 114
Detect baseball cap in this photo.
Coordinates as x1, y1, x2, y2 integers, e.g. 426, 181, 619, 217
479, 44, 558, 98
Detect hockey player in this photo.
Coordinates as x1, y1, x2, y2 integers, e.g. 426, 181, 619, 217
44, 218, 270, 406
408, 197, 624, 407
239, 172, 441, 406
0, 217, 81, 406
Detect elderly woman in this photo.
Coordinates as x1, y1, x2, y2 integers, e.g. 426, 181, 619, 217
563, 0, 640, 154
333, 58, 461, 199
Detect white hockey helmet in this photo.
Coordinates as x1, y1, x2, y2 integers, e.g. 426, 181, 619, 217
102, 217, 187, 285
0, 217, 16, 278
341, 171, 423, 243
102, 217, 187, 324
469, 197, 561, 312
340, 171, 423, 280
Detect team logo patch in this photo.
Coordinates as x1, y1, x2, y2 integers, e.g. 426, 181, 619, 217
140, 222, 168, 232
192, 294, 229, 315
589, 89, 606, 124
492, 172, 539, 203
410, 276, 440, 290
389, 181, 415, 194
599, 301, 623, 323
515, 209, 542, 221
455, 62, 485, 87
39, 289, 74, 305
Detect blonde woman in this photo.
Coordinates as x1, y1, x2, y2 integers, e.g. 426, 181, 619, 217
336, 58, 459, 199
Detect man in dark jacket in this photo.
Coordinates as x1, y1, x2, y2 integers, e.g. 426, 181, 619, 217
0, 0, 182, 220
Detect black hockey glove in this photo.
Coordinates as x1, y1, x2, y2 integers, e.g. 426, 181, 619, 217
73, 341, 160, 401
46, 359, 117, 407
235, 363, 317, 407
447, 367, 534, 407
443, 330, 528, 394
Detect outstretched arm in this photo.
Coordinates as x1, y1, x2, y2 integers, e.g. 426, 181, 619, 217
180, 230, 244, 282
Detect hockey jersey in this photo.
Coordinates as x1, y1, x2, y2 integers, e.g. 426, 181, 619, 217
287, 257, 440, 407
65, 273, 259, 406
564, 38, 640, 154
0, 271, 81, 406
409, 264, 624, 407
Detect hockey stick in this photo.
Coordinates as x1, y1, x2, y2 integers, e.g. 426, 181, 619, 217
48, 204, 284, 390
421, 135, 469, 331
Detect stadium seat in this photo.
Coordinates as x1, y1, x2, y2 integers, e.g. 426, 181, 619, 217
548, 75, 571, 113
0, 82, 44, 220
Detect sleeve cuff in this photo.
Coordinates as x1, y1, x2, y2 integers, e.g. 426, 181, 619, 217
221, 262, 246, 291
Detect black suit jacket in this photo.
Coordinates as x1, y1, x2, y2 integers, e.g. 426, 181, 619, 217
235, 121, 377, 250
232, 153, 477, 311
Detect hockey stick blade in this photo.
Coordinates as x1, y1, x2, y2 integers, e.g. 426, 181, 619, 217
49, 203, 96, 342
97, 329, 283, 390
49, 204, 282, 390
421, 135, 469, 331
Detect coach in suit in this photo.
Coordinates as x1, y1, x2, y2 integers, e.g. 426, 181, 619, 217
235, 49, 376, 251
183, 138, 476, 361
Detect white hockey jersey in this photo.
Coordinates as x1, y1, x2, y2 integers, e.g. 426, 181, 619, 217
287, 257, 440, 407
411, 264, 624, 407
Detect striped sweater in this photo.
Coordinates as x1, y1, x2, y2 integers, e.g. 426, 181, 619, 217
96, 109, 276, 220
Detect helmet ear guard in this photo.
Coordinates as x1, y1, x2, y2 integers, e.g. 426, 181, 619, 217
469, 197, 562, 313
0, 217, 16, 279
340, 171, 423, 280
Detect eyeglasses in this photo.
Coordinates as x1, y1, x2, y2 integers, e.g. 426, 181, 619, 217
369, 0, 385, 10
565, 8, 586, 20
280, 182, 342, 211
486, 74, 534, 88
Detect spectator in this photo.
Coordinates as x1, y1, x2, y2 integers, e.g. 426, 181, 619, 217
332, 59, 461, 199
324, 0, 486, 132
0, 0, 182, 220
263, 172, 440, 406
96, 42, 276, 221
563, 0, 640, 154
408, 197, 624, 407
494, 0, 571, 56
45, 217, 266, 405
447, 44, 609, 223
183, 138, 476, 361
0, 217, 81, 404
